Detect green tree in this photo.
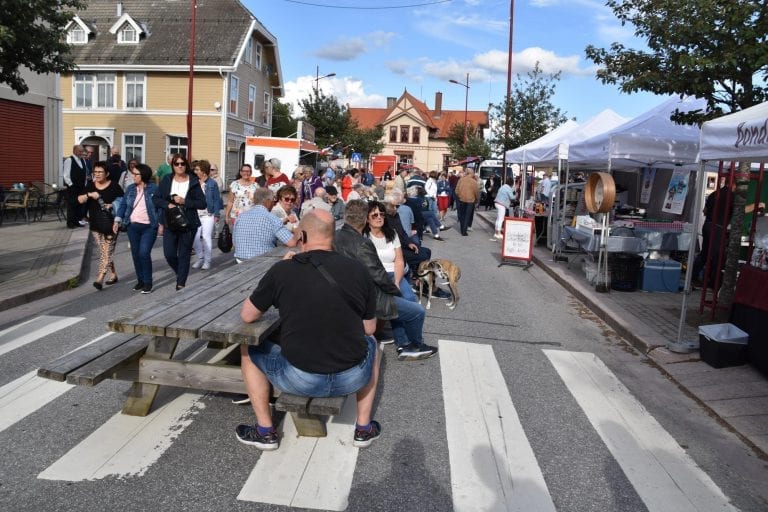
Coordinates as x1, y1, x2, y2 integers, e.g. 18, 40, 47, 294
446, 122, 491, 161
344, 121, 385, 160
271, 99, 297, 138
0, 0, 85, 95
489, 63, 569, 155
299, 89, 350, 150
585, 0, 768, 308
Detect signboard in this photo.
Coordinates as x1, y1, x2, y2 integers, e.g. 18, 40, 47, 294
640, 167, 656, 204
297, 121, 315, 143
501, 217, 534, 262
661, 168, 689, 215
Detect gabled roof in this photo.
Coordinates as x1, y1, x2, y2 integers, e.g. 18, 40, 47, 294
65, 15, 94, 35
67, 0, 269, 69
349, 90, 489, 138
108, 12, 144, 36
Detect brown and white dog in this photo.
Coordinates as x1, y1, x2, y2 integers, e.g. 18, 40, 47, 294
415, 259, 461, 310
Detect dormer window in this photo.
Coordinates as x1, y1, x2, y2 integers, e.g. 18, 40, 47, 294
65, 16, 92, 45
118, 24, 138, 44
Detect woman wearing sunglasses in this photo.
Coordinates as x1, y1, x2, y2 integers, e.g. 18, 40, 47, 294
153, 154, 207, 291
270, 185, 299, 233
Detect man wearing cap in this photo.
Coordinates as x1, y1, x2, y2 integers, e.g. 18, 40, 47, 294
326, 185, 345, 221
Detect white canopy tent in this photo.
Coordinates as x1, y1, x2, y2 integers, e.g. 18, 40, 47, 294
504, 119, 580, 164
699, 101, 768, 163
568, 96, 707, 170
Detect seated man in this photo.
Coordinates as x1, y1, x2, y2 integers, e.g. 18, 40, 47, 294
232, 188, 297, 262
300, 185, 332, 218
237, 209, 382, 450
335, 200, 437, 360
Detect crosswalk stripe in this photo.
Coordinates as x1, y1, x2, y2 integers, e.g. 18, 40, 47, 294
440, 339, 556, 512
0, 371, 73, 434
37, 392, 206, 481
0, 315, 84, 358
544, 350, 738, 512
237, 397, 360, 511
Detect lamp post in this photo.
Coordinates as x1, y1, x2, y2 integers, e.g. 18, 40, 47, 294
314, 65, 336, 93
449, 73, 470, 144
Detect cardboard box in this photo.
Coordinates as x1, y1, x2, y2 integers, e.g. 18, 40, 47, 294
641, 260, 681, 292
699, 323, 749, 368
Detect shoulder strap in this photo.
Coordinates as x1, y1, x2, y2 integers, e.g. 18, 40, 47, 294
307, 254, 359, 314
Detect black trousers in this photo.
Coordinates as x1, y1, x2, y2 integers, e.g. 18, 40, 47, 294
66, 186, 86, 227
457, 201, 475, 235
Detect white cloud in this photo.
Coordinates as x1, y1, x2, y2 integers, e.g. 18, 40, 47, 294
386, 59, 410, 75
368, 30, 397, 47
279, 76, 385, 117
314, 38, 367, 61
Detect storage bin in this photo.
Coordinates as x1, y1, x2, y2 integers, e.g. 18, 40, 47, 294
699, 323, 749, 368
609, 253, 643, 291
641, 259, 681, 292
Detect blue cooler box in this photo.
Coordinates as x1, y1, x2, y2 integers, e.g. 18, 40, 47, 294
641, 260, 681, 292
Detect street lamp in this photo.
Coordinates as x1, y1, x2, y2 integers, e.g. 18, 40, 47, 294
449, 73, 470, 144
314, 65, 336, 93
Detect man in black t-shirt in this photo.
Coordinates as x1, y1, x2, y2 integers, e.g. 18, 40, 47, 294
236, 209, 382, 450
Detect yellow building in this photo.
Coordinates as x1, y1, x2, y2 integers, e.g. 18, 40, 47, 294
349, 91, 489, 173
61, 0, 282, 183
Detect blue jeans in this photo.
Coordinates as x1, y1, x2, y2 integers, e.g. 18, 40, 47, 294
388, 271, 418, 303
163, 228, 195, 286
390, 295, 425, 348
422, 210, 441, 235
248, 336, 377, 397
126, 223, 157, 285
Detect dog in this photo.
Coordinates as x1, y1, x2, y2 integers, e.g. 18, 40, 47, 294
414, 259, 461, 310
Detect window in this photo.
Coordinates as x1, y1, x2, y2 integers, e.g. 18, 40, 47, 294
389, 126, 397, 143
118, 24, 138, 44
400, 125, 409, 144
245, 39, 253, 64
123, 134, 145, 162
412, 127, 421, 145
73, 73, 115, 109
167, 136, 188, 158
248, 85, 256, 121
229, 76, 239, 115
262, 92, 271, 124
255, 43, 262, 70
68, 26, 87, 44
124, 73, 145, 109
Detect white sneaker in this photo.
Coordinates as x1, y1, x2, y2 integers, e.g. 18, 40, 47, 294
192, 260, 203, 269
494, 233, 503, 239
467, 226, 473, 232
202, 262, 210, 270
78, 220, 87, 226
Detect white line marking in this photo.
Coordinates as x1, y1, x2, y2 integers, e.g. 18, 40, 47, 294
37, 393, 205, 481
0, 316, 84, 358
440, 339, 556, 512
0, 371, 73, 434
544, 350, 738, 512
237, 397, 360, 511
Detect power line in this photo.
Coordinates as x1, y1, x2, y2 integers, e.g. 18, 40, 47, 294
283, 0, 451, 9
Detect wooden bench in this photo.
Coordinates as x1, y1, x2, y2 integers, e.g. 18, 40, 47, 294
274, 393, 349, 437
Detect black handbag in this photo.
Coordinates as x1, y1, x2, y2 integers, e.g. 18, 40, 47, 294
91, 199, 115, 235
166, 205, 189, 231
218, 223, 233, 253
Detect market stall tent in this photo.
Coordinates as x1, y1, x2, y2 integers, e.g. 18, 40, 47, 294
699, 101, 768, 163
568, 96, 707, 170
504, 119, 580, 164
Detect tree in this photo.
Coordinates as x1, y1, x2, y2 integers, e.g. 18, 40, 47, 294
446, 122, 491, 161
271, 99, 297, 138
489, 62, 569, 155
344, 121, 385, 160
299, 89, 351, 150
585, 0, 768, 308
0, 0, 85, 95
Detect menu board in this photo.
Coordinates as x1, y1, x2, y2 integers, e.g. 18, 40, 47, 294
501, 217, 534, 262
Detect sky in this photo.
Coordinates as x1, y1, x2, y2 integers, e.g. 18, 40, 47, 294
247, 0, 669, 127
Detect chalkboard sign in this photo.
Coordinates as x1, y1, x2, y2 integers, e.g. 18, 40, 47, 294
501, 217, 534, 262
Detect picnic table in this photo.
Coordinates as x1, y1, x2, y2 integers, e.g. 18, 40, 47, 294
38, 248, 347, 437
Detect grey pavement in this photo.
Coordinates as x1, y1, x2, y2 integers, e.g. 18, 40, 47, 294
1, 207, 766, 459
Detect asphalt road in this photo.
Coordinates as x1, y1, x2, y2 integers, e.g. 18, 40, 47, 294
1, 214, 767, 512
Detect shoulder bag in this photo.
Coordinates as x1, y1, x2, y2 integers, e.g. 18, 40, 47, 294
91, 198, 115, 235
166, 205, 190, 231
218, 223, 233, 253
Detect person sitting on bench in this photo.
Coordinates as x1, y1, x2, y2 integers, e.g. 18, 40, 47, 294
236, 209, 382, 450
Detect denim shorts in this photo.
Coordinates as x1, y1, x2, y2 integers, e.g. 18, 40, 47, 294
248, 336, 376, 397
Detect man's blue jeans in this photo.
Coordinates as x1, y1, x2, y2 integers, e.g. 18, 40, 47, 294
126, 222, 157, 285
390, 295, 425, 348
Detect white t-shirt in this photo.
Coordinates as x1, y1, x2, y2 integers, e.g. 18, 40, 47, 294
367, 232, 400, 273
171, 178, 190, 198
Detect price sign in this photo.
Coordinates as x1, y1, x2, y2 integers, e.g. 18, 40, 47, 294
501, 217, 534, 262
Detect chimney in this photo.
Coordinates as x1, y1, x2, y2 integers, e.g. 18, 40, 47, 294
434, 92, 442, 117
117, 1, 123, 16
386, 97, 396, 109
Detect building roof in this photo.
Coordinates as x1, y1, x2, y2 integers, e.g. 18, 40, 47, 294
349, 90, 489, 138
66, 0, 267, 69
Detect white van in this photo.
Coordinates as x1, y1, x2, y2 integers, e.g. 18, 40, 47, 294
476, 159, 514, 190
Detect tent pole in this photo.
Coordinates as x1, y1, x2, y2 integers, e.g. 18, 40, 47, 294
668, 161, 707, 353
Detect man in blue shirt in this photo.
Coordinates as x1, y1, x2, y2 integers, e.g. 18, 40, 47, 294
233, 188, 297, 262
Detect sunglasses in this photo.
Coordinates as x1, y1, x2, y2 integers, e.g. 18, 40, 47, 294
281, 197, 296, 202
173, 161, 186, 166
369, 212, 385, 219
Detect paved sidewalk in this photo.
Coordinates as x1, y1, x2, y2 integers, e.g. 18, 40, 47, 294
1, 208, 766, 458
474, 210, 768, 458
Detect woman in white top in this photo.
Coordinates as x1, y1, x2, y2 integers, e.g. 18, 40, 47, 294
364, 201, 418, 302
224, 163, 258, 227
270, 185, 299, 233
493, 176, 517, 239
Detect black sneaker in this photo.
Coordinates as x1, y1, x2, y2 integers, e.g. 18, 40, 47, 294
141, 284, 153, 294
397, 344, 434, 361
418, 343, 439, 358
431, 288, 452, 300
231, 394, 250, 405
236, 424, 279, 450
353, 420, 381, 448
133, 281, 144, 292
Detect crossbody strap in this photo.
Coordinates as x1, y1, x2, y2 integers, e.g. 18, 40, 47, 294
307, 254, 359, 315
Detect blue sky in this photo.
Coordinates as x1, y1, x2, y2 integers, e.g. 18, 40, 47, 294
248, 0, 668, 124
